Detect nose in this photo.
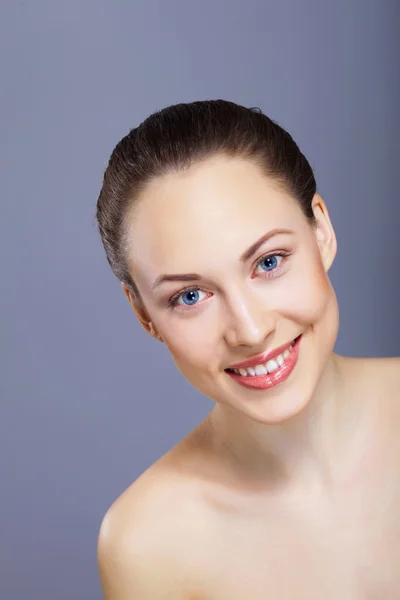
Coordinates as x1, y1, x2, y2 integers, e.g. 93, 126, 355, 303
223, 293, 276, 348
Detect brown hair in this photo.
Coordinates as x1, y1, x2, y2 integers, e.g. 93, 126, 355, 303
96, 99, 317, 305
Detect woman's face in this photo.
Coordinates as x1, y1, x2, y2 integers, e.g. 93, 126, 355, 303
123, 155, 339, 424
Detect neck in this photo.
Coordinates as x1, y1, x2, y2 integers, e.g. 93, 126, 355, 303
207, 353, 349, 495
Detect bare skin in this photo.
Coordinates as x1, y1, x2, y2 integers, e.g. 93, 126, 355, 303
97, 155, 400, 598
98, 355, 400, 599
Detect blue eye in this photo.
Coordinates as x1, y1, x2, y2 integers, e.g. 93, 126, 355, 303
181, 290, 200, 305
171, 288, 207, 307
255, 254, 283, 273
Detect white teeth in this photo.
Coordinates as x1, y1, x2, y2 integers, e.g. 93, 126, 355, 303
228, 338, 298, 377
266, 359, 279, 373
276, 354, 284, 367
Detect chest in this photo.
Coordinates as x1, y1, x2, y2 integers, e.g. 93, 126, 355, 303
197, 456, 400, 599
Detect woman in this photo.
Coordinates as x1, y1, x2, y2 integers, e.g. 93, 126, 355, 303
96, 100, 399, 599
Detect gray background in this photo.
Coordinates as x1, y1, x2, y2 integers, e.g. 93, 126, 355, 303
1, 0, 399, 598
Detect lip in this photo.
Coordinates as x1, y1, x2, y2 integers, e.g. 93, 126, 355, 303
226, 335, 301, 370
225, 334, 302, 390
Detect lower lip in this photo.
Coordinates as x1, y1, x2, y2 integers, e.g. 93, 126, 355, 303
225, 335, 302, 390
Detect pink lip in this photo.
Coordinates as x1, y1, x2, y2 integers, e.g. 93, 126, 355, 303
227, 335, 301, 370
225, 334, 302, 391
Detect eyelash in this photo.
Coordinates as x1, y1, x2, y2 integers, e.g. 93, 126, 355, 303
167, 251, 291, 310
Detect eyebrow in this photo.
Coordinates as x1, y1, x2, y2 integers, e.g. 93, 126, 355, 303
151, 228, 295, 291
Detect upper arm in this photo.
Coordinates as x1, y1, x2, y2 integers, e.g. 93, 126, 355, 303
97, 504, 193, 600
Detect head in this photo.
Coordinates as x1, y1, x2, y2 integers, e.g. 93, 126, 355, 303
96, 100, 338, 425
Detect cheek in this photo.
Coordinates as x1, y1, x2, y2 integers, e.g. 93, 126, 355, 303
161, 322, 215, 371
282, 257, 333, 323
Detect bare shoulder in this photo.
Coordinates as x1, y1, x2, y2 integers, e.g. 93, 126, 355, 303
379, 355, 400, 410
344, 355, 400, 426
97, 449, 209, 599
363, 355, 400, 390
340, 354, 400, 388
384, 355, 400, 378
371, 354, 400, 374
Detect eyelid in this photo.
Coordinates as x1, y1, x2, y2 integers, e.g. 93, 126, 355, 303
254, 249, 288, 269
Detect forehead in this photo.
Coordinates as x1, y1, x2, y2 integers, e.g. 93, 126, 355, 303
125, 155, 304, 277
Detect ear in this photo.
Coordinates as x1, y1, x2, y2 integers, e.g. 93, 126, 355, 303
311, 194, 337, 272
121, 282, 164, 342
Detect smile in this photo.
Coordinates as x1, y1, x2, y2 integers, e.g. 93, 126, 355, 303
225, 335, 302, 390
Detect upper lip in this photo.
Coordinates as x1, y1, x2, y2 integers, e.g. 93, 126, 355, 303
226, 336, 300, 370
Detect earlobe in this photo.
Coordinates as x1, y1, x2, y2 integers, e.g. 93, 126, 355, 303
120, 282, 164, 342
149, 322, 164, 343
